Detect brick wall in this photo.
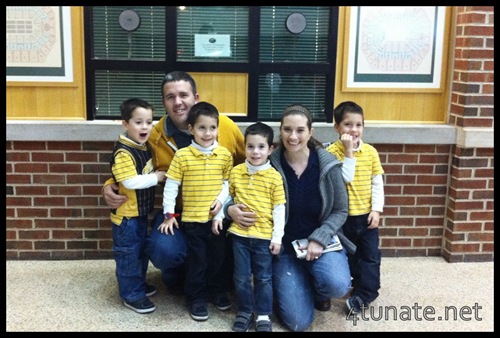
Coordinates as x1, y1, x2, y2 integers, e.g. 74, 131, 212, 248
5, 140, 452, 260
443, 6, 494, 262
378, 144, 452, 257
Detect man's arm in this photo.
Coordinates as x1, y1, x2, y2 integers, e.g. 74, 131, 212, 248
102, 178, 127, 209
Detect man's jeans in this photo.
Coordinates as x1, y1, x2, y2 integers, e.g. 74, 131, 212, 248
112, 215, 149, 302
343, 213, 381, 305
144, 211, 187, 289
272, 249, 351, 332
232, 235, 273, 316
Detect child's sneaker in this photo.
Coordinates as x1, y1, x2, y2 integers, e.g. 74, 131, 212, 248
210, 293, 232, 311
232, 312, 254, 332
123, 296, 156, 314
345, 295, 365, 315
255, 319, 272, 332
189, 302, 208, 321
145, 284, 157, 297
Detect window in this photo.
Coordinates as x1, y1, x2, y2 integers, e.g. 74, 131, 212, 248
85, 6, 338, 122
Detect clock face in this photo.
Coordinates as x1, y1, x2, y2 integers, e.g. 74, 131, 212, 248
119, 10, 141, 32
286, 13, 307, 34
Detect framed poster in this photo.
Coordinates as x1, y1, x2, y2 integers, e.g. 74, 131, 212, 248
343, 6, 448, 92
6, 6, 73, 83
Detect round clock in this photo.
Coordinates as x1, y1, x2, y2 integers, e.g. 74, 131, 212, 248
119, 9, 141, 32
286, 13, 306, 34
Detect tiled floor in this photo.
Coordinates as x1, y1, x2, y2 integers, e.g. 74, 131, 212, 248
6, 257, 493, 332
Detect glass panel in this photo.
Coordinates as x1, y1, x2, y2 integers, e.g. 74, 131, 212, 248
94, 71, 165, 118
258, 73, 327, 121
260, 6, 330, 63
92, 6, 166, 60
177, 6, 249, 62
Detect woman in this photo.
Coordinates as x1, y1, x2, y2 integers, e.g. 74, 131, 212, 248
227, 104, 355, 331
270, 104, 354, 331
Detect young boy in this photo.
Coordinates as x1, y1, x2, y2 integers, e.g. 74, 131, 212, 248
110, 98, 166, 314
158, 101, 233, 321
218, 122, 286, 332
326, 101, 385, 315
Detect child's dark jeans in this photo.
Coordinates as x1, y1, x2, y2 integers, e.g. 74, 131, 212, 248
183, 221, 229, 306
343, 213, 381, 305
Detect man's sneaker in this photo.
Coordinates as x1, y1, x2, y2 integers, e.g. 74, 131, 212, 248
123, 296, 156, 314
145, 284, 157, 297
189, 302, 208, 321
210, 293, 232, 311
345, 295, 365, 316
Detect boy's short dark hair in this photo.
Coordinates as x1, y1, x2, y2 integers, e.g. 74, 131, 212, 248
244, 122, 274, 147
120, 98, 154, 121
333, 101, 364, 125
187, 101, 219, 126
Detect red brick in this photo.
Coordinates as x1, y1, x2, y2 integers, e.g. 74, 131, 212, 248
49, 163, 82, 173
53, 230, 84, 239
15, 163, 48, 173
31, 152, 65, 162
49, 186, 83, 195
19, 231, 50, 240
48, 142, 81, 151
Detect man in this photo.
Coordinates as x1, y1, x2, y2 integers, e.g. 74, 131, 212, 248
103, 71, 250, 299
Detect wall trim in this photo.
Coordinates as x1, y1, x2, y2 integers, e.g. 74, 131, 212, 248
7, 120, 491, 148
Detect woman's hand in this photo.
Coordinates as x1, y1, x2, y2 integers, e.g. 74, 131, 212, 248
227, 204, 257, 228
305, 240, 324, 261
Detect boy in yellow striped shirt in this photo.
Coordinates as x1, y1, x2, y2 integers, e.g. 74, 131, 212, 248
222, 122, 286, 332
158, 102, 233, 321
326, 101, 384, 316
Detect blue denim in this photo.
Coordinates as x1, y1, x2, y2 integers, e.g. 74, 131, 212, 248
183, 221, 229, 305
272, 249, 351, 332
343, 214, 381, 305
112, 215, 150, 302
232, 235, 273, 316
144, 211, 187, 289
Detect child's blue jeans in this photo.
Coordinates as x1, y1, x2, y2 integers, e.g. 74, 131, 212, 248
112, 215, 149, 302
343, 213, 381, 305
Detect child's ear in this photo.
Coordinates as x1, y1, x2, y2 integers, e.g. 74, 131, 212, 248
269, 144, 275, 154
187, 124, 194, 135
122, 120, 128, 129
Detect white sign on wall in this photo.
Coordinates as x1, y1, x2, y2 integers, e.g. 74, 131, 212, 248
194, 34, 231, 57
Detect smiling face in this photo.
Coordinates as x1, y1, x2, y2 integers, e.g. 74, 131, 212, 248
245, 134, 273, 166
335, 112, 364, 148
280, 113, 312, 154
188, 114, 218, 148
162, 80, 199, 130
122, 107, 154, 144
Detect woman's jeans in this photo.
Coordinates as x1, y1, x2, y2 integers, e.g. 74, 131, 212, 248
144, 211, 187, 289
343, 214, 381, 305
112, 215, 149, 302
273, 249, 351, 332
232, 235, 273, 316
